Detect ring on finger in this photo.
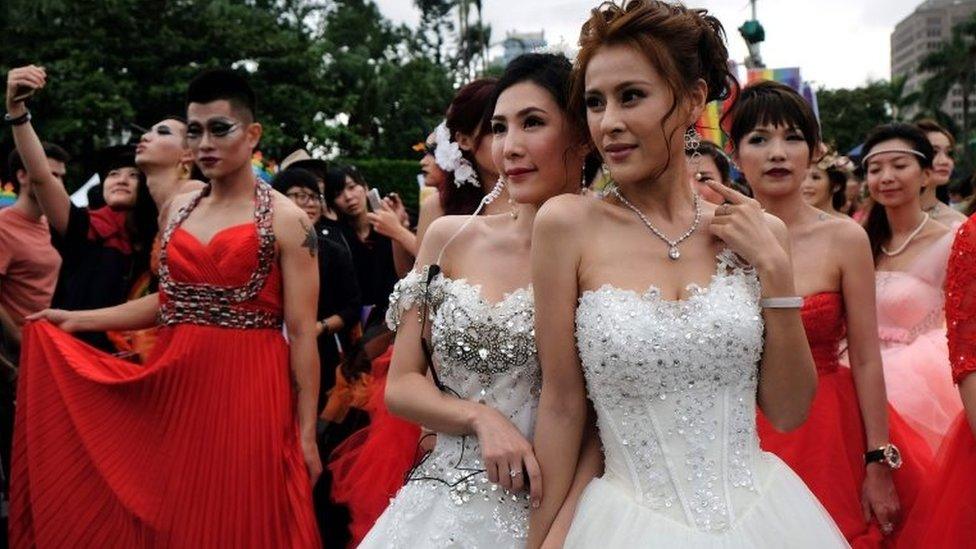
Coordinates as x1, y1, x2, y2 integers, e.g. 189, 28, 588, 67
720, 203, 732, 216
509, 469, 522, 478
881, 523, 894, 534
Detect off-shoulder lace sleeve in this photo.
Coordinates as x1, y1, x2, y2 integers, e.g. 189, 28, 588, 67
385, 266, 443, 331
947, 218, 976, 384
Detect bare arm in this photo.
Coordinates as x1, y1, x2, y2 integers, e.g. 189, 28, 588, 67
540, 408, 603, 549
838, 223, 900, 525
275, 198, 323, 484
6, 66, 71, 235
528, 197, 589, 547
390, 235, 417, 278
839, 225, 890, 447
961, 377, 976, 436
706, 180, 816, 431
385, 215, 542, 497
755, 219, 817, 430
27, 293, 160, 332
415, 193, 443, 246
385, 218, 482, 434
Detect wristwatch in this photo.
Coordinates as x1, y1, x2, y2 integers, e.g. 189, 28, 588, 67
865, 443, 902, 469
3, 109, 31, 126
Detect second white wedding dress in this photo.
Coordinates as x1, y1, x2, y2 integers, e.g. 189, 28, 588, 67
358, 268, 539, 548
564, 250, 848, 548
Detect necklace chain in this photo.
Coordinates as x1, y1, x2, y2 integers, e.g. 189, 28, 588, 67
610, 186, 702, 260
881, 213, 929, 256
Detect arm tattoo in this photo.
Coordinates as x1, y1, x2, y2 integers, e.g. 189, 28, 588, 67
301, 222, 318, 258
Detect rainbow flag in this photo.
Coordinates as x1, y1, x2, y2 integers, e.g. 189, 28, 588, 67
695, 91, 738, 150
251, 151, 277, 183
747, 67, 802, 91
0, 182, 16, 209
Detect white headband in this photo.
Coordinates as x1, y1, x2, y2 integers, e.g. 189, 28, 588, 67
433, 121, 479, 188
860, 147, 927, 167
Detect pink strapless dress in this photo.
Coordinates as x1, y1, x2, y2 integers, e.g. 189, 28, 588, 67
875, 232, 961, 451
898, 216, 976, 547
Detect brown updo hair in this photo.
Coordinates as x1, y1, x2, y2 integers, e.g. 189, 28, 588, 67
571, 0, 738, 176
440, 78, 497, 215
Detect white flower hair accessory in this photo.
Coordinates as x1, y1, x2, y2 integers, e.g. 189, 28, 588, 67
433, 121, 479, 187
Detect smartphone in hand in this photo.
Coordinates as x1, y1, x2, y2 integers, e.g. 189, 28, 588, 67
367, 188, 383, 211
11, 85, 34, 103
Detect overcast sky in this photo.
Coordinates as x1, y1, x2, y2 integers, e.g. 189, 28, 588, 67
375, 0, 925, 90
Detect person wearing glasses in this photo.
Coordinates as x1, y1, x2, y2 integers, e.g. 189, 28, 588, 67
12, 68, 321, 547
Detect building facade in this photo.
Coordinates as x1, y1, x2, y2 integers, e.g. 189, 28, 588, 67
501, 31, 547, 66
891, 0, 976, 123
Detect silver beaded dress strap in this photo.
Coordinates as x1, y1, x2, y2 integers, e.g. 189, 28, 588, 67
157, 182, 281, 329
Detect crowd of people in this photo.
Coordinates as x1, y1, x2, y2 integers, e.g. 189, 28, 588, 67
0, 0, 974, 547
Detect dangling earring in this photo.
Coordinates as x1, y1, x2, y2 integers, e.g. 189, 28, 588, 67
180, 163, 191, 180
508, 196, 519, 220
684, 127, 702, 165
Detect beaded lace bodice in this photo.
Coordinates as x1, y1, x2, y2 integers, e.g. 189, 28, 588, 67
576, 250, 765, 532
380, 268, 538, 542
947, 217, 976, 384
875, 232, 953, 347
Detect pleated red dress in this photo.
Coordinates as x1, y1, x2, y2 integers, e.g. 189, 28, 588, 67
898, 216, 976, 548
9, 183, 320, 548
758, 292, 933, 548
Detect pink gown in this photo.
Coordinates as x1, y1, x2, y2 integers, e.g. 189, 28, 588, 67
875, 232, 961, 451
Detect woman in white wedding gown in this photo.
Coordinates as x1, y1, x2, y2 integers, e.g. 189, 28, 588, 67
357, 53, 590, 548
527, 2, 849, 547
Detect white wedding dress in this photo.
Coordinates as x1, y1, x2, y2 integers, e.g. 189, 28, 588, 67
565, 250, 848, 548
359, 267, 539, 548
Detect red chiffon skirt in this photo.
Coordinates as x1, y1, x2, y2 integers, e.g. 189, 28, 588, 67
10, 321, 320, 548
328, 346, 421, 547
759, 367, 933, 548
897, 414, 976, 548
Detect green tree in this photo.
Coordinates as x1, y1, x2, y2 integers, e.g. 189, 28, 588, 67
0, 0, 330, 184
315, 0, 455, 159
885, 75, 920, 122
816, 82, 891, 153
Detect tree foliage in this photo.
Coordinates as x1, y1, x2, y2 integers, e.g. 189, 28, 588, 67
816, 82, 892, 154
0, 0, 458, 184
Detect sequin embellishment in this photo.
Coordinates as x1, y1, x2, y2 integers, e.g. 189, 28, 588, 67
158, 182, 281, 329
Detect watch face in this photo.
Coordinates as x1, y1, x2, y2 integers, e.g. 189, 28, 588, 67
884, 444, 903, 469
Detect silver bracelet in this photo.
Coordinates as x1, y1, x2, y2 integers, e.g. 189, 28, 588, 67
759, 296, 804, 309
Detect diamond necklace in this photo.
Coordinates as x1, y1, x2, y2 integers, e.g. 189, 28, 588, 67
881, 212, 929, 256
610, 186, 702, 260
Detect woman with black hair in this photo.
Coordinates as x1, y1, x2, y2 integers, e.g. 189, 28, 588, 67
862, 123, 962, 453
801, 151, 855, 220
730, 82, 932, 545
356, 52, 589, 549
6, 66, 158, 352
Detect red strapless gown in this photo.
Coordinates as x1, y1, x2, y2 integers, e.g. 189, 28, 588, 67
898, 216, 976, 548
9, 189, 320, 548
328, 346, 421, 547
758, 292, 933, 548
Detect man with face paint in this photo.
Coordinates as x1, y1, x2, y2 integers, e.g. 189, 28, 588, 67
10, 68, 322, 547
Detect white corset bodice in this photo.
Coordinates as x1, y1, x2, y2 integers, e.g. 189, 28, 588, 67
575, 250, 766, 532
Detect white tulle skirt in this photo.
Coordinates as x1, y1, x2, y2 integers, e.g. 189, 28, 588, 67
565, 455, 849, 548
